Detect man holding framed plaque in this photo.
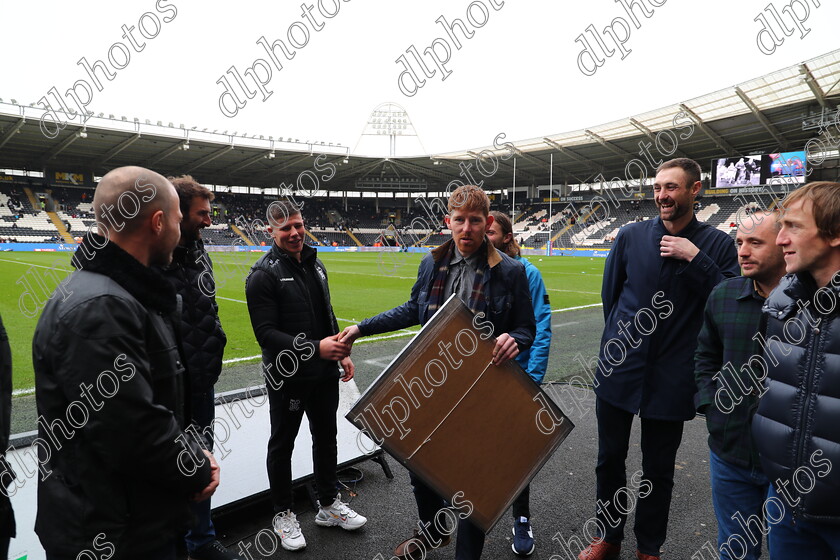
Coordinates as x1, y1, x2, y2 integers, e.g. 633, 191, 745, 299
339, 185, 535, 560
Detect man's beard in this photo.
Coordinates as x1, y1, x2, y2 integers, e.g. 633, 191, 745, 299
181, 225, 202, 243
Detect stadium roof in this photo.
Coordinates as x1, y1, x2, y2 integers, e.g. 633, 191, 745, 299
1, 49, 838, 193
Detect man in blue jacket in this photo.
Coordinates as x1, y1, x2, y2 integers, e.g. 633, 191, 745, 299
487, 210, 551, 556
339, 185, 535, 560
580, 158, 739, 560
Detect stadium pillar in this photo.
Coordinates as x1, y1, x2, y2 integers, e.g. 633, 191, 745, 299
511, 157, 516, 222
547, 153, 553, 257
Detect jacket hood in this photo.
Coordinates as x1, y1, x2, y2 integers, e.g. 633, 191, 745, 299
72, 233, 177, 313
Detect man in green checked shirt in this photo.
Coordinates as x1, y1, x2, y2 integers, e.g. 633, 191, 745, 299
694, 209, 786, 560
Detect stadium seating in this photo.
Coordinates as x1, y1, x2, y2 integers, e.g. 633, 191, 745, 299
0, 184, 758, 248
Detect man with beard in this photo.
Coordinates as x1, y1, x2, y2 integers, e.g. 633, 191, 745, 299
159, 176, 236, 560
694, 210, 786, 560
33, 166, 218, 559
580, 158, 739, 560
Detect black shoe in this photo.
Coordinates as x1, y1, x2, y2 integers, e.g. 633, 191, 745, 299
188, 540, 243, 560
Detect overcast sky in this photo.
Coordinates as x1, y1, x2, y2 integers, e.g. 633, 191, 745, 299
2, 0, 838, 158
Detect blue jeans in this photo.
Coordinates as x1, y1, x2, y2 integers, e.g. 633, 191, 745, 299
709, 450, 769, 560
185, 389, 217, 553
767, 488, 840, 560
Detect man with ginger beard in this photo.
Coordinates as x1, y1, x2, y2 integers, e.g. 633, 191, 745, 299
694, 210, 786, 560
580, 158, 738, 560
339, 185, 535, 560
33, 166, 219, 560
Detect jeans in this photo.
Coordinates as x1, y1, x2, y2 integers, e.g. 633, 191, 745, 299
594, 397, 684, 557
767, 488, 840, 560
185, 389, 217, 553
709, 449, 769, 560
410, 471, 485, 560
266, 377, 339, 512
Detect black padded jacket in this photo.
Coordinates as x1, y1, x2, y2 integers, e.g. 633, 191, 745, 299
752, 271, 840, 523
32, 235, 212, 557
159, 239, 227, 393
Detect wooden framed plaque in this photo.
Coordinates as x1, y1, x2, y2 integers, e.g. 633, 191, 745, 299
347, 295, 574, 533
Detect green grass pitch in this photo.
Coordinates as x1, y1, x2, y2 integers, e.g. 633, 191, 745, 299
0, 250, 605, 391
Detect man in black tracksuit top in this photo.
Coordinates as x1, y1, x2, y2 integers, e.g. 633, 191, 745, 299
245, 200, 366, 552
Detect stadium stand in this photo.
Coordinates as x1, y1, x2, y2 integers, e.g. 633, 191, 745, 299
0, 188, 785, 247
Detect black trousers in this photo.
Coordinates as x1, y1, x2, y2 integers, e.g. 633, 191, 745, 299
595, 397, 684, 557
410, 471, 485, 560
266, 376, 339, 512
512, 484, 530, 519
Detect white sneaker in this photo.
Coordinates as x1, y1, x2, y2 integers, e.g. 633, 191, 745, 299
314, 493, 367, 530
273, 510, 306, 551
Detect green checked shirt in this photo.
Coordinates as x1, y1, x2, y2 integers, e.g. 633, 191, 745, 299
694, 275, 767, 469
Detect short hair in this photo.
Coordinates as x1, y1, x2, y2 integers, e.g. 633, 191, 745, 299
656, 158, 702, 188
489, 210, 520, 257
169, 175, 214, 217
780, 181, 840, 240
94, 166, 173, 235
737, 208, 781, 235
266, 199, 302, 226
448, 184, 490, 215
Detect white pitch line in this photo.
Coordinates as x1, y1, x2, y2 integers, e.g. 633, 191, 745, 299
17, 300, 593, 393
551, 303, 602, 313
541, 271, 604, 276
222, 304, 598, 366
0, 257, 71, 271
220, 330, 419, 365
552, 321, 580, 328
546, 289, 601, 295
333, 270, 416, 280
215, 296, 361, 325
